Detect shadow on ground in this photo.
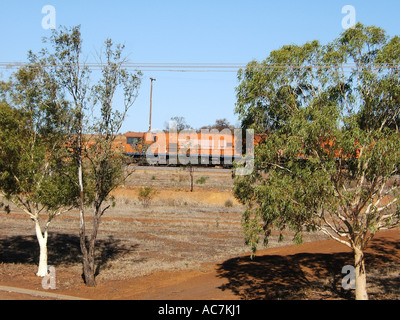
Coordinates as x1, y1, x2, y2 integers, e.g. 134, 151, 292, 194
217, 238, 400, 300
0, 233, 139, 278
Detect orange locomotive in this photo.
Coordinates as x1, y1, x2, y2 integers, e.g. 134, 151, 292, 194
119, 131, 359, 167
122, 130, 263, 167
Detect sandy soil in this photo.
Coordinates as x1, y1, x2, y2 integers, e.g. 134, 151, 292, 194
0, 167, 399, 300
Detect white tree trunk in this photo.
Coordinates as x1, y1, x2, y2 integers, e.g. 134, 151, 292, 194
354, 248, 368, 300
34, 220, 48, 277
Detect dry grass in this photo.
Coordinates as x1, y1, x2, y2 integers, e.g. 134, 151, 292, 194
1, 166, 399, 300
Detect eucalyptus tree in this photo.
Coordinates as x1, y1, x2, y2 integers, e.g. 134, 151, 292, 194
0, 56, 77, 277
81, 39, 141, 287
234, 23, 400, 300
46, 26, 142, 287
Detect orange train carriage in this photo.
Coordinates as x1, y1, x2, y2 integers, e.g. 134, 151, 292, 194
116, 131, 361, 167
121, 131, 264, 167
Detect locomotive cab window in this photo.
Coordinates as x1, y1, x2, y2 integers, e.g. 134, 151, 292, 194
127, 137, 141, 145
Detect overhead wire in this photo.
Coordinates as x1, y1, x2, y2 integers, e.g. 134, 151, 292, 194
0, 62, 398, 73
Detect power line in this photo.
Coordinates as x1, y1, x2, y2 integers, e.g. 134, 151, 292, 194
0, 62, 246, 72
0, 62, 398, 73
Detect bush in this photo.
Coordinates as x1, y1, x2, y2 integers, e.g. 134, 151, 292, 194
138, 186, 157, 208
224, 199, 234, 207
195, 176, 209, 184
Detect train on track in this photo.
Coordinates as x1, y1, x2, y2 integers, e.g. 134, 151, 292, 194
112, 130, 361, 168
119, 130, 262, 167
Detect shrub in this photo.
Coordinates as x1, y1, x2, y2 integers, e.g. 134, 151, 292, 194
195, 176, 209, 184
224, 199, 234, 207
138, 186, 157, 208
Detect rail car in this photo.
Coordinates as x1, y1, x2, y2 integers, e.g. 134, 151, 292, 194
116, 131, 363, 168
120, 131, 264, 167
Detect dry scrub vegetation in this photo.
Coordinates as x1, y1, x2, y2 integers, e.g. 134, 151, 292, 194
0, 167, 325, 280
1, 166, 399, 299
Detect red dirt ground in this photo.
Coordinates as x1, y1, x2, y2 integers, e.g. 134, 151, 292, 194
1, 168, 399, 300
0, 228, 399, 300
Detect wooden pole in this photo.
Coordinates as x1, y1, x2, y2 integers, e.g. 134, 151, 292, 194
149, 77, 156, 132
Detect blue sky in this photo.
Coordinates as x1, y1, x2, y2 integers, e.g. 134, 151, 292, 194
1, 0, 400, 133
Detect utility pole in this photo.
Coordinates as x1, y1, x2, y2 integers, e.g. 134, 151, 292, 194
149, 77, 156, 132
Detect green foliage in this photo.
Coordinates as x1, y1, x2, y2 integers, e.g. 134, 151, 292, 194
44, 26, 142, 286
224, 199, 234, 208
234, 23, 400, 255
44, 26, 142, 213
138, 186, 157, 208
195, 176, 209, 184
0, 25, 142, 286
0, 61, 78, 216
